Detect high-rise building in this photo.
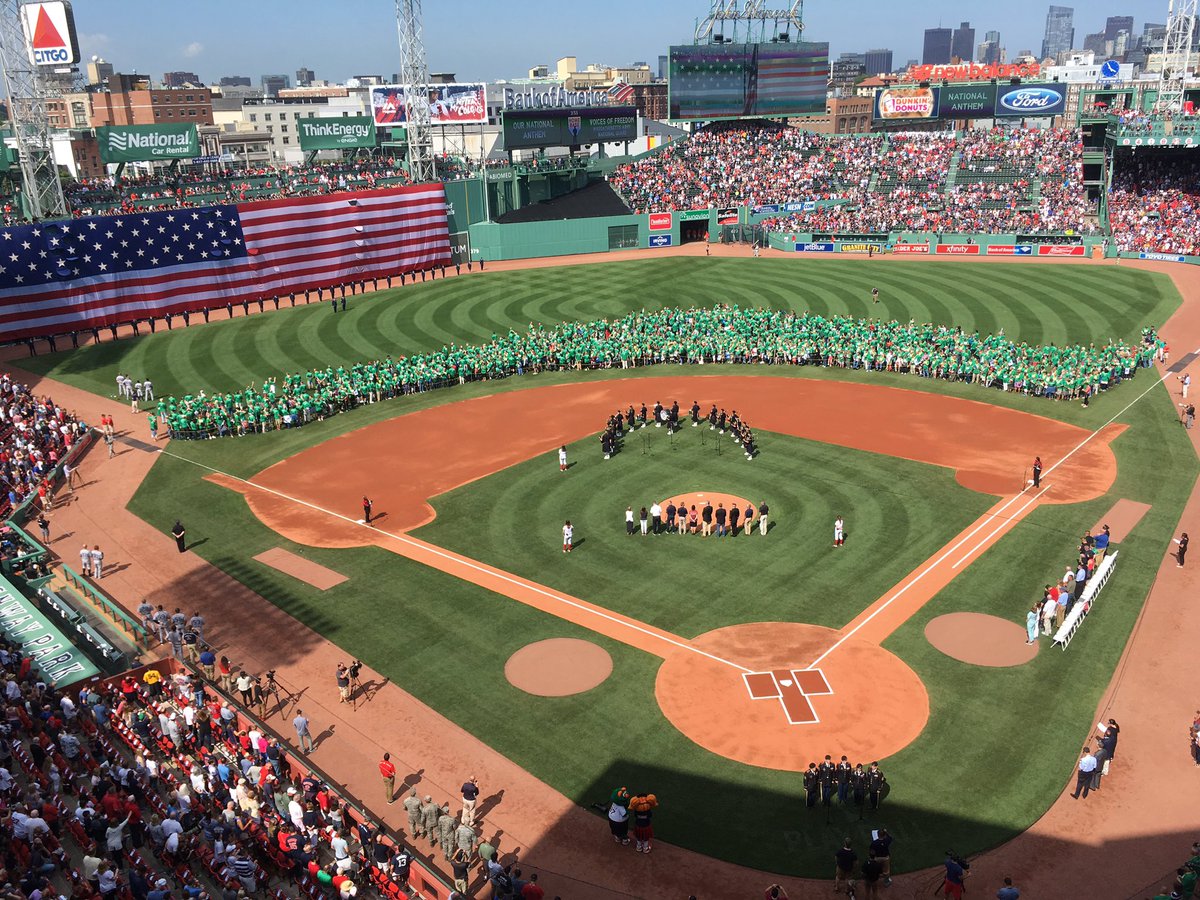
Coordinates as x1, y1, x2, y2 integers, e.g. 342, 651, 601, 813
1105, 16, 1134, 41
864, 48, 894, 75
261, 74, 290, 96
923, 27, 953, 65
1041, 5, 1075, 60
163, 71, 201, 88
977, 31, 1001, 65
1083, 32, 1108, 56
951, 22, 976, 61
658, 55, 668, 80
86, 57, 114, 86
219, 75, 252, 87
295, 67, 315, 87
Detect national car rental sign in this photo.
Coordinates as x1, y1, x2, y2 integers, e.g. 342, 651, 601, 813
20, 1, 80, 67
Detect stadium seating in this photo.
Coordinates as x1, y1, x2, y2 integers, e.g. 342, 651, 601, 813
1108, 153, 1200, 257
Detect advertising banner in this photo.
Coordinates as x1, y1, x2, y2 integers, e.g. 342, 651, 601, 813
649, 234, 673, 248
795, 242, 835, 252
874, 86, 940, 121
892, 243, 930, 254
903, 62, 1041, 83
21, 1, 79, 66
0, 575, 99, 687
752, 204, 780, 215
1139, 251, 1187, 262
935, 244, 981, 255
994, 83, 1067, 118
648, 212, 672, 231
986, 245, 1034, 256
1037, 244, 1085, 256
97, 124, 199, 163
940, 84, 997, 119
501, 107, 637, 150
371, 83, 489, 126
839, 242, 884, 253
716, 207, 739, 225
297, 116, 377, 151
679, 209, 711, 221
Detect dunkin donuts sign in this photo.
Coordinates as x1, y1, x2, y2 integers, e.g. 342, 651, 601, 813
874, 87, 940, 121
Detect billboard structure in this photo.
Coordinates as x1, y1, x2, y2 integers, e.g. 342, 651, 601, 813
501, 107, 637, 150
371, 82, 488, 126
20, 1, 80, 66
872, 83, 1069, 121
668, 42, 829, 120
96, 124, 200, 163
297, 116, 377, 151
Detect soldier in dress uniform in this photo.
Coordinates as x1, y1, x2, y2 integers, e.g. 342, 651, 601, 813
867, 762, 887, 809
836, 756, 853, 804
708, 404, 718, 429
638, 403, 648, 427
653, 401, 664, 426
437, 805, 456, 859
690, 401, 701, 426
403, 789, 423, 837
669, 400, 680, 429
420, 795, 441, 844
851, 764, 868, 809
626, 405, 637, 430
803, 763, 820, 808
716, 409, 727, 432
819, 755, 836, 807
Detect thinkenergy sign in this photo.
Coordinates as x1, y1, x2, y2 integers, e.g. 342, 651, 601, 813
297, 116, 377, 151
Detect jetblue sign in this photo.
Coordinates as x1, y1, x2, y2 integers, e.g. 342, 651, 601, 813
795, 242, 834, 252
994, 84, 1066, 117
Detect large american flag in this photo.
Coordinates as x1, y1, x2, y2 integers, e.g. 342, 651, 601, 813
0, 183, 451, 340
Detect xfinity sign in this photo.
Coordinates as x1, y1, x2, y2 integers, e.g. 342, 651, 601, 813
21, 1, 80, 66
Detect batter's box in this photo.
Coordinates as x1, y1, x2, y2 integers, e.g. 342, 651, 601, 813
792, 668, 832, 695
742, 668, 832, 726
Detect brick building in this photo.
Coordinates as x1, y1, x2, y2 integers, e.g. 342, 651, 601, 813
90, 75, 214, 127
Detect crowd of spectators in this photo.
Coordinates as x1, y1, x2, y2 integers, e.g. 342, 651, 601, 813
0, 375, 89, 521
753, 127, 1096, 236
1144, 841, 1200, 899
608, 122, 878, 213
153, 305, 1161, 439
59, 158, 410, 220
1108, 152, 1200, 257
1110, 109, 1200, 136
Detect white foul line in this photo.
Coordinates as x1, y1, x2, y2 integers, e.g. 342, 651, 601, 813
158, 449, 752, 674
808, 366, 1173, 671
951, 485, 1052, 569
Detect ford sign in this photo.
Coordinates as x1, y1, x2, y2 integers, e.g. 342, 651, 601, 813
996, 86, 1064, 116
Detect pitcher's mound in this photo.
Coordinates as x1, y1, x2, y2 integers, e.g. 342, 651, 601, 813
505, 639, 613, 697
925, 613, 1039, 667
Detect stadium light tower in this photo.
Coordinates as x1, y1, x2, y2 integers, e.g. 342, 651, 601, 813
695, 0, 804, 45
0, 0, 68, 219
394, 0, 435, 183
1156, 0, 1198, 113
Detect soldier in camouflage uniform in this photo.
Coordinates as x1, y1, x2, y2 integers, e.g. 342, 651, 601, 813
420, 795, 441, 845
402, 788, 423, 837
437, 804, 456, 859
454, 819, 476, 859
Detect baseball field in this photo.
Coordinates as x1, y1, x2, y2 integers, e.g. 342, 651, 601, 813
19, 256, 1198, 877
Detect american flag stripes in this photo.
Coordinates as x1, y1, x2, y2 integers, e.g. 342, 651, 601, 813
0, 183, 451, 341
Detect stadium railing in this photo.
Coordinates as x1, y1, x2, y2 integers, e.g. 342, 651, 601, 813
59, 564, 156, 652
1052, 550, 1119, 650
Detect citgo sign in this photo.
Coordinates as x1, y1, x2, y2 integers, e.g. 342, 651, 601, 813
20, 1, 79, 66
97, 124, 200, 163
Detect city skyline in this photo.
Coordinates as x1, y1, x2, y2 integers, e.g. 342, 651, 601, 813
68, 0, 1171, 84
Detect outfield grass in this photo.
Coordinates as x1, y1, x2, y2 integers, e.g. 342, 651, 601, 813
18, 257, 1180, 402
21, 257, 1196, 875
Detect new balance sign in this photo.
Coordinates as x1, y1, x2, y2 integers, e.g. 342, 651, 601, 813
297, 116, 377, 151
648, 212, 672, 231
97, 125, 200, 163
21, 1, 79, 66
648, 234, 673, 248
935, 244, 980, 255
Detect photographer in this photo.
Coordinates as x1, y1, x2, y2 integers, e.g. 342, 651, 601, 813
336, 664, 351, 705
942, 851, 970, 900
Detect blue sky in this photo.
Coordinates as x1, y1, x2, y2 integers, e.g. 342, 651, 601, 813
73, 0, 1169, 83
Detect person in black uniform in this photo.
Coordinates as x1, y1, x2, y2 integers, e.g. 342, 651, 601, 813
690, 401, 701, 426
730, 410, 742, 432
638, 403, 648, 427
615, 410, 625, 434
803, 763, 819, 808
819, 755, 836, 807
708, 405, 718, 429
867, 762, 887, 809
851, 764, 867, 809
171, 521, 187, 553
716, 409, 727, 433
626, 405, 636, 430
836, 756, 852, 804
729, 504, 741, 535
601, 432, 612, 460
665, 500, 677, 533
669, 400, 680, 430
653, 401, 663, 427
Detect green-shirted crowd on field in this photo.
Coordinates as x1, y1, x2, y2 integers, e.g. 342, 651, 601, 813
153, 306, 1163, 439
